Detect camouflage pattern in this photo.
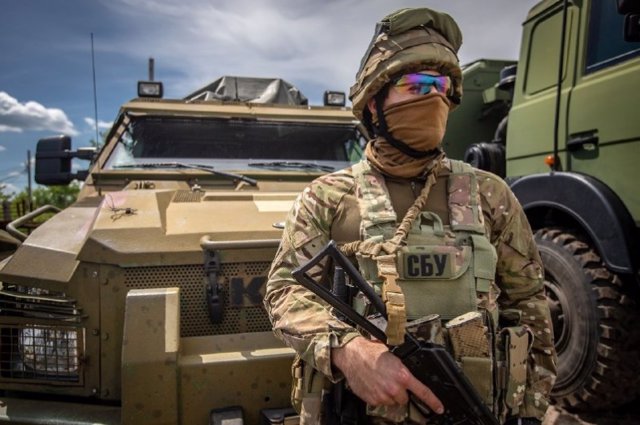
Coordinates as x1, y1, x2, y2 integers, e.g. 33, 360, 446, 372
353, 160, 396, 241
349, 7, 464, 120
264, 156, 557, 422
446, 312, 490, 359
500, 325, 534, 417
353, 158, 494, 422
448, 172, 484, 230
405, 314, 445, 346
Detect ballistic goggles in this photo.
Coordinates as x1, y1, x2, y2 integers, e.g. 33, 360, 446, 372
392, 73, 452, 96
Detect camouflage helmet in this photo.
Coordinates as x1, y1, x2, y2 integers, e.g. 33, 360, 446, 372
349, 7, 464, 121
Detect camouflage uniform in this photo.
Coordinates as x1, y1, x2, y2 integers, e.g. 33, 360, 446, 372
264, 157, 557, 423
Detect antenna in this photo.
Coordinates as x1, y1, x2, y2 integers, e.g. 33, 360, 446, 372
148, 57, 155, 81
91, 33, 99, 146
26, 150, 32, 212
91, 33, 101, 196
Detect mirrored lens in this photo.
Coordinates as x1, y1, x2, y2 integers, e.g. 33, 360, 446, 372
393, 73, 452, 96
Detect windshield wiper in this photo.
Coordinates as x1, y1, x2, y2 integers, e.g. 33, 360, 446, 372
113, 162, 257, 186
248, 161, 335, 172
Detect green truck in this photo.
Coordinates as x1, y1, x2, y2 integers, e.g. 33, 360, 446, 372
1, 1, 638, 423
0, 76, 363, 424
445, 0, 640, 411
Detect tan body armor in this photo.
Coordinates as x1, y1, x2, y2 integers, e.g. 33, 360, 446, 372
292, 159, 532, 424
352, 159, 496, 320
350, 159, 531, 422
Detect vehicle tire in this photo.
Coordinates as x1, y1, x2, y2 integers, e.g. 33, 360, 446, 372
535, 228, 640, 411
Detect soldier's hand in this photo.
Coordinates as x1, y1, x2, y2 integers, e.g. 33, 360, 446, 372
332, 336, 444, 414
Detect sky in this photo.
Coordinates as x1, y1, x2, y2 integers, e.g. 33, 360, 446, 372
0, 0, 539, 194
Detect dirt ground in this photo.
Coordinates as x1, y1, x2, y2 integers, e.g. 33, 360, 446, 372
543, 402, 640, 425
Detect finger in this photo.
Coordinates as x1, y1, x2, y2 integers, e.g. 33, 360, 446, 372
391, 389, 409, 406
406, 375, 444, 414
389, 367, 412, 405
365, 382, 403, 406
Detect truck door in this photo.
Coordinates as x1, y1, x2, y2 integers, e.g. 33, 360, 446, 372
506, 3, 578, 176
567, 0, 640, 219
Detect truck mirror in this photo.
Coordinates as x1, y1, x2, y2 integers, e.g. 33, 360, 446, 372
617, 0, 640, 14
463, 142, 506, 178
624, 13, 640, 42
35, 136, 73, 185
35, 136, 93, 185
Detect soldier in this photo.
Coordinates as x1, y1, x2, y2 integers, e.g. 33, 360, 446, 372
264, 6, 556, 425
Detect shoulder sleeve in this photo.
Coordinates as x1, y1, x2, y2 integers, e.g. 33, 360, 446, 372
477, 170, 557, 420
263, 169, 360, 381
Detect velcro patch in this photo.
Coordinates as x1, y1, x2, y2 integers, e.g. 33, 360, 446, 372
398, 245, 470, 280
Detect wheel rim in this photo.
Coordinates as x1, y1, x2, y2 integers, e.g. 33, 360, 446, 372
543, 275, 570, 356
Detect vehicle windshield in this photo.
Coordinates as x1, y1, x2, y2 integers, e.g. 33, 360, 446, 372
104, 115, 363, 171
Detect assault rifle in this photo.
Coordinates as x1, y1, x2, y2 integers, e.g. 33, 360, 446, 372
292, 240, 500, 425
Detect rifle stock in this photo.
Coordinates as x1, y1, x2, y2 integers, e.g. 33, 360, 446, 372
292, 240, 500, 425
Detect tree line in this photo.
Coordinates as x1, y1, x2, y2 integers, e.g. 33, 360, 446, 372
1, 182, 80, 227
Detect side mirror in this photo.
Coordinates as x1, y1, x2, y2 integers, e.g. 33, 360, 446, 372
35, 136, 96, 185
463, 142, 506, 178
624, 13, 640, 42
617, 0, 640, 14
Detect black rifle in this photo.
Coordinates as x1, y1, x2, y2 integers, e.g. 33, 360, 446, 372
292, 240, 500, 425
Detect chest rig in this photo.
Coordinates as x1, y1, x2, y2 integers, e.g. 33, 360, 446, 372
351, 158, 497, 336
346, 158, 509, 417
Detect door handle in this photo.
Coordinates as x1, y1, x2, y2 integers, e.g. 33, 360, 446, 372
567, 130, 598, 151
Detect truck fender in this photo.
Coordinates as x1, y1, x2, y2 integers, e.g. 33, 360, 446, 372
509, 172, 638, 275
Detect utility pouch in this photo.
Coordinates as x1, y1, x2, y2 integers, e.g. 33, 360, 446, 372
445, 311, 493, 407
499, 326, 533, 415
405, 313, 445, 346
460, 356, 493, 407
291, 357, 304, 414
446, 312, 490, 359
290, 356, 325, 424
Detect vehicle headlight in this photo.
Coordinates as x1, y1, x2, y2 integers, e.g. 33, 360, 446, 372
324, 90, 346, 107
0, 285, 84, 383
18, 326, 80, 376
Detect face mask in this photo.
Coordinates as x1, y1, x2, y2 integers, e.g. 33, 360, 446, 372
382, 93, 451, 152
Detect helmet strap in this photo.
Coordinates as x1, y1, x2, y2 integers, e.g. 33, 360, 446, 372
374, 91, 440, 159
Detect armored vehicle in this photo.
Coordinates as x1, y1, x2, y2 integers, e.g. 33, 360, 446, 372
0, 231, 20, 262
0, 76, 363, 424
445, 0, 640, 411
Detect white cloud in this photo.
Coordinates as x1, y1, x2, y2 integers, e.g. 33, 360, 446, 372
84, 117, 113, 130
0, 92, 79, 136
99, 0, 538, 102
0, 183, 18, 194
20, 157, 35, 168
0, 145, 5, 152
0, 125, 22, 133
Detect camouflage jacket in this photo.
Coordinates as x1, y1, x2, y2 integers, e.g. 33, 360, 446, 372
264, 158, 557, 420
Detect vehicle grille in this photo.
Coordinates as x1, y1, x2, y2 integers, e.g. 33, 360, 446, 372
0, 286, 84, 385
124, 262, 272, 337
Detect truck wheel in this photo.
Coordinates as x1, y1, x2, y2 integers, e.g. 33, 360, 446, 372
534, 228, 640, 411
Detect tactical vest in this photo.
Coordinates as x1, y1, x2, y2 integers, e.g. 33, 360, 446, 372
290, 159, 533, 424
352, 158, 496, 321
350, 158, 531, 420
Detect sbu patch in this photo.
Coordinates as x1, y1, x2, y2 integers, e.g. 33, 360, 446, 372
404, 253, 448, 277
398, 245, 471, 280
